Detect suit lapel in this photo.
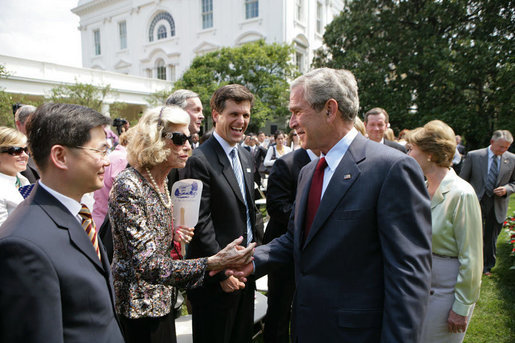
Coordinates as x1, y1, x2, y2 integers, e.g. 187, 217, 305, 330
295, 161, 315, 250
238, 147, 255, 202
499, 152, 513, 184
481, 148, 489, 186
303, 135, 366, 248
33, 184, 105, 272
209, 137, 246, 205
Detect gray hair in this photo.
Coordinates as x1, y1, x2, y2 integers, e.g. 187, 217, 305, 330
290, 67, 359, 122
15, 105, 37, 125
491, 130, 513, 143
165, 89, 199, 109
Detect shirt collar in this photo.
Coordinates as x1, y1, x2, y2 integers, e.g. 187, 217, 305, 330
323, 127, 358, 172
306, 149, 319, 161
38, 180, 83, 219
213, 131, 237, 158
0, 172, 18, 185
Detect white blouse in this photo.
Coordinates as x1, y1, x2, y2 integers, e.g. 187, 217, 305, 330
0, 172, 30, 226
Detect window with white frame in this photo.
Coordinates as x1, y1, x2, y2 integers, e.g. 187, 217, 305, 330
119, 21, 127, 50
295, 51, 305, 73
316, 2, 323, 34
245, 0, 258, 19
148, 12, 175, 42
156, 59, 166, 80
296, 0, 304, 22
202, 0, 213, 29
93, 29, 101, 55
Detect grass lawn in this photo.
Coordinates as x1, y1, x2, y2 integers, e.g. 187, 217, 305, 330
464, 195, 515, 343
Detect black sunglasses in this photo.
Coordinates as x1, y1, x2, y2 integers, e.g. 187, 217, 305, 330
1, 146, 29, 156
163, 132, 191, 146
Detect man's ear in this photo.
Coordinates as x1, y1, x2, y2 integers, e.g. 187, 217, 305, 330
212, 110, 219, 124
49, 145, 69, 171
325, 99, 339, 120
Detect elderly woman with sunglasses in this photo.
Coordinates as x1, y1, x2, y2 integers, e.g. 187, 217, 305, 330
108, 106, 255, 343
0, 127, 30, 226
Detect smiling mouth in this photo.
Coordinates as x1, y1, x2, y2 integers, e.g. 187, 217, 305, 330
231, 127, 243, 133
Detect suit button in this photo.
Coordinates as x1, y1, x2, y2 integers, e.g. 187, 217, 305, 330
430, 290, 435, 295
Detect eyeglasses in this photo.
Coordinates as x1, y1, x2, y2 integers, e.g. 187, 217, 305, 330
163, 132, 191, 146
1, 146, 29, 156
75, 145, 110, 158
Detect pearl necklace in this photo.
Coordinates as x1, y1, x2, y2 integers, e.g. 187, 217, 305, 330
145, 167, 172, 209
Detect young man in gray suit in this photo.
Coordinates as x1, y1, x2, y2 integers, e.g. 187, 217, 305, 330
0, 103, 125, 342
460, 130, 515, 275
227, 68, 432, 342
364, 107, 407, 153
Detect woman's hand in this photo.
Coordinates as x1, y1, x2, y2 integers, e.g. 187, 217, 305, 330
447, 310, 468, 333
206, 236, 256, 271
175, 226, 194, 244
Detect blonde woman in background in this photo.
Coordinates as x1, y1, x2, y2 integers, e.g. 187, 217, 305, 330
0, 127, 30, 226
406, 120, 482, 343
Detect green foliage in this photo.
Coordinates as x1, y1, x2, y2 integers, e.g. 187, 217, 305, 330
145, 86, 173, 107
173, 40, 299, 133
314, 0, 515, 149
47, 80, 114, 113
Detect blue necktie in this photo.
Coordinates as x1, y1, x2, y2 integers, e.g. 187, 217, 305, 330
486, 155, 498, 196
230, 148, 253, 245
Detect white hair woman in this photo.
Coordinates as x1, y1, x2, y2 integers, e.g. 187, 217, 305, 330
0, 126, 30, 225
108, 106, 254, 343
406, 120, 482, 343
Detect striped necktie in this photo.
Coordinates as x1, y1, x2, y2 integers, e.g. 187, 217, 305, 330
79, 204, 101, 261
485, 155, 499, 196
230, 148, 253, 244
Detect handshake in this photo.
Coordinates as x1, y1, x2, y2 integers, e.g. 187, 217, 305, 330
205, 237, 256, 293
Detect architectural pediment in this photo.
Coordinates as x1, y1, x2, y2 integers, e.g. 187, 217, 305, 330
235, 31, 264, 46
193, 41, 220, 55
114, 59, 132, 69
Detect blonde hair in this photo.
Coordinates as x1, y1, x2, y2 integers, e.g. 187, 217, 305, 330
384, 128, 395, 141
118, 128, 134, 147
127, 106, 189, 168
406, 120, 456, 168
0, 126, 27, 148
353, 116, 366, 135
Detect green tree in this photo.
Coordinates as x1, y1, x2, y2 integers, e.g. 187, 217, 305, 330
0, 64, 14, 127
47, 80, 113, 113
314, 0, 514, 149
173, 40, 299, 133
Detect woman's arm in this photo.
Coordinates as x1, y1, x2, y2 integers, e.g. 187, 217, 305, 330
263, 146, 275, 167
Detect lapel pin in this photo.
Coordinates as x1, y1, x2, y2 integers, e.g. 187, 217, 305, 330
246, 168, 251, 173
344, 174, 352, 180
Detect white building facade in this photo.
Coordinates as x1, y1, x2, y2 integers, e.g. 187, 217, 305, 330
72, 0, 344, 81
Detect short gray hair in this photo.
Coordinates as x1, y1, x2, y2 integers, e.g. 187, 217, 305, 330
165, 89, 199, 109
491, 130, 513, 143
15, 105, 37, 125
290, 67, 359, 122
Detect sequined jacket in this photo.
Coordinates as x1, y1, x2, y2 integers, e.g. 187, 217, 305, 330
109, 167, 207, 319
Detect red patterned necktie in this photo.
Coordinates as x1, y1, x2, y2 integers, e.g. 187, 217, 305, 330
79, 204, 101, 261
304, 157, 327, 242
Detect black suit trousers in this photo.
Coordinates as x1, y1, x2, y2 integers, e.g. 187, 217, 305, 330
189, 280, 255, 343
480, 195, 503, 272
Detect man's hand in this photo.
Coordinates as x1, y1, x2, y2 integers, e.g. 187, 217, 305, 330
447, 310, 468, 333
493, 186, 507, 197
224, 262, 254, 279
220, 275, 245, 293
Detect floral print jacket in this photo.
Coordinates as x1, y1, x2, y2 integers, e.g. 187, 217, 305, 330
109, 167, 207, 319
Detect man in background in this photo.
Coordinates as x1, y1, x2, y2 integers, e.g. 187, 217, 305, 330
364, 107, 407, 153
460, 130, 515, 275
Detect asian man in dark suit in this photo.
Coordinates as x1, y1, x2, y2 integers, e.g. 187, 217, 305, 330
460, 130, 515, 275
227, 68, 432, 342
263, 147, 318, 342
182, 84, 258, 343
0, 103, 125, 342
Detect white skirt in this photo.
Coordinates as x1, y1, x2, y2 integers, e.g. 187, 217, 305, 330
420, 254, 474, 343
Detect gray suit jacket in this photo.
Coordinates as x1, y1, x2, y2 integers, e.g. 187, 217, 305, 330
0, 184, 124, 343
254, 134, 432, 343
460, 147, 515, 223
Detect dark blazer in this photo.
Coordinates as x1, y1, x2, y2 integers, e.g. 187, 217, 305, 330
183, 135, 257, 292
264, 148, 311, 243
384, 138, 407, 153
244, 144, 267, 185
0, 184, 124, 343
20, 156, 39, 183
460, 147, 515, 223
254, 134, 432, 343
